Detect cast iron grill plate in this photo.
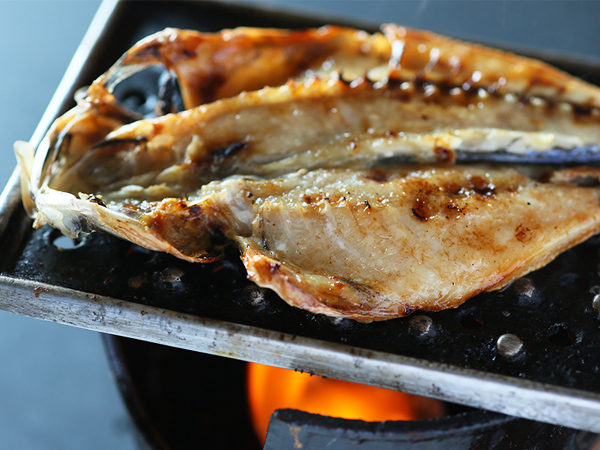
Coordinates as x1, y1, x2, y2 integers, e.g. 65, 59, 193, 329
2, 0, 600, 433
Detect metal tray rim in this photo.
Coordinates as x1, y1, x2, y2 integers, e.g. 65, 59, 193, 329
1, 274, 599, 433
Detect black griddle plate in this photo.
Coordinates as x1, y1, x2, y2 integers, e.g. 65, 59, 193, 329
2, 0, 600, 434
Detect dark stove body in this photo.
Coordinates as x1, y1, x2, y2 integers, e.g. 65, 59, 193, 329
2, 0, 600, 440
265, 410, 593, 450
102, 335, 596, 450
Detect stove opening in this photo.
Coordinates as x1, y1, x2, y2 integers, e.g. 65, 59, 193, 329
246, 362, 446, 444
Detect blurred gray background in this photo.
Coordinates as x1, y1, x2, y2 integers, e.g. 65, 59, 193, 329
1, 1, 600, 448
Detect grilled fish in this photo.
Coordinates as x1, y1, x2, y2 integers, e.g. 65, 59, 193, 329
14, 25, 600, 321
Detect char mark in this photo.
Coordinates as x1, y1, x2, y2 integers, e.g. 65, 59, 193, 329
468, 176, 496, 197
196, 71, 227, 104
434, 141, 455, 163
133, 43, 161, 60
340, 277, 377, 303
88, 195, 106, 207
92, 136, 148, 151
212, 142, 249, 163
365, 168, 390, 183
412, 198, 433, 221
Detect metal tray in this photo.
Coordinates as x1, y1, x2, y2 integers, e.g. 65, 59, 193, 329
2, 0, 600, 433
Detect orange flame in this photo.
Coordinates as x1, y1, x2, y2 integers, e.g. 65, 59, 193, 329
247, 363, 445, 444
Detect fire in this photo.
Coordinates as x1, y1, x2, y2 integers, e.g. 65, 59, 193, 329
247, 362, 446, 443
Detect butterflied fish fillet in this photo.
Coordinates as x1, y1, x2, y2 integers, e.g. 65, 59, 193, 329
19, 165, 600, 321
14, 25, 600, 321
24, 26, 600, 205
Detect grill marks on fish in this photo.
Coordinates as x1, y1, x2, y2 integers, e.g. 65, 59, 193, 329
382, 24, 600, 110
409, 175, 497, 222
515, 224, 533, 242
